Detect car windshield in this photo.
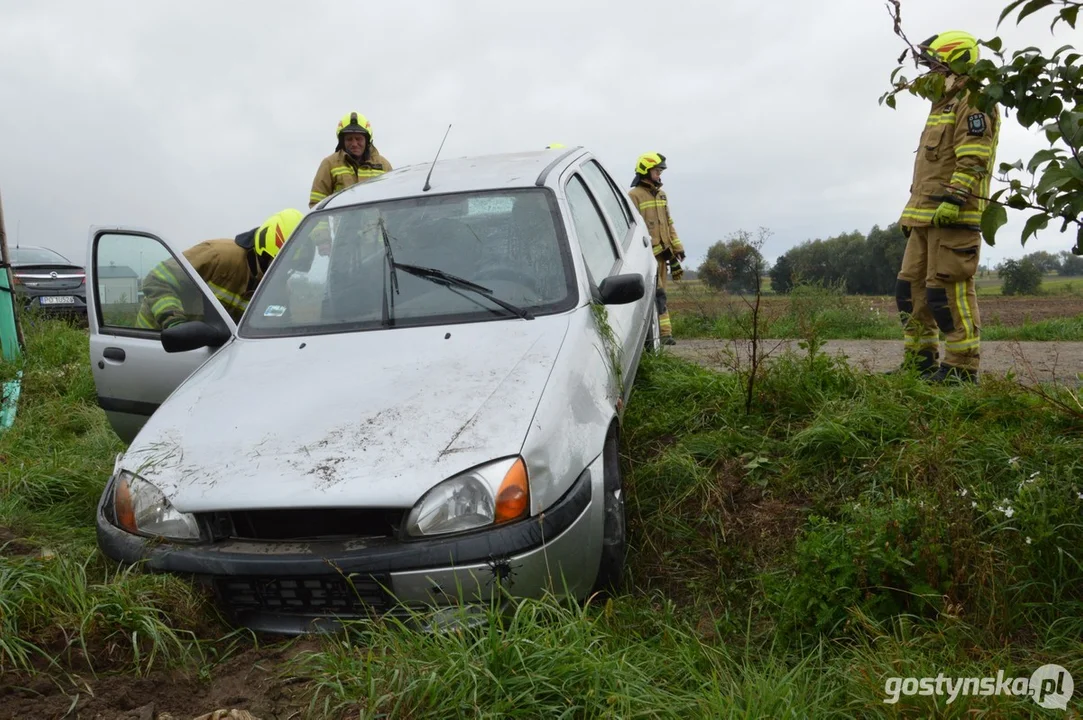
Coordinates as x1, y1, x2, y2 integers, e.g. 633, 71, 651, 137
11, 247, 71, 265
240, 189, 577, 337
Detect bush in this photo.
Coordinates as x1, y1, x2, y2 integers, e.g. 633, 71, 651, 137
998, 258, 1044, 295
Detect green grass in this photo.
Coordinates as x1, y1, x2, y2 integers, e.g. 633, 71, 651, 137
975, 273, 1083, 296
2, 317, 1082, 717
0, 317, 238, 678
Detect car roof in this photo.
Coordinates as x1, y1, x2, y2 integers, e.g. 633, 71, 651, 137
321, 146, 590, 209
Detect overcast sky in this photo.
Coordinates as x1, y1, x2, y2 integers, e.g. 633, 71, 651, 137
0, 0, 1076, 272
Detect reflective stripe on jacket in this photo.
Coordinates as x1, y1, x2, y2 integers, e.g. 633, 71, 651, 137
629, 181, 684, 259
309, 148, 392, 207
136, 238, 257, 329
901, 77, 1000, 230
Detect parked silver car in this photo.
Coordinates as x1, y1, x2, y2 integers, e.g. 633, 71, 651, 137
87, 147, 661, 634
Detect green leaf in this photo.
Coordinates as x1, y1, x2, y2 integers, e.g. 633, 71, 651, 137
1053, 5, 1079, 30
981, 205, 1008, 246
998, 0, 1028, 27
985, 83, 1005, 102
886, 94, 897, 110
1036, 167, 1075, 197
985, 36, 1004, 53
1008, 194, 1032, 210
1027, 148, 1063, 174
1066, 159, 1083, 183
1022, 212, 1050, 245
1042, 96, 1065, 121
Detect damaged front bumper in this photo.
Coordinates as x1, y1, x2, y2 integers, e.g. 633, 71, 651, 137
95, 466, 600, 635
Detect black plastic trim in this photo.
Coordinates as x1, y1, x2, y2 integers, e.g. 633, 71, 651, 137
97, 396, 159, 417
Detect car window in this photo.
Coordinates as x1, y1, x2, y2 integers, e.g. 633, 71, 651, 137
11, 247, 71, 265
241, 189, 578, 338
579, 160, 633, 248
95, 233, 210, 330
565, 174, 619, 283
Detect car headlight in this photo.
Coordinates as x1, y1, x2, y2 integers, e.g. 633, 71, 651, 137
405, 457, 529, 538
111, 470, 201, 542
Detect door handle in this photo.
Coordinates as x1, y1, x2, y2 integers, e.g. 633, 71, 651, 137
642, 235, 649, 247
103, 347, 126, 362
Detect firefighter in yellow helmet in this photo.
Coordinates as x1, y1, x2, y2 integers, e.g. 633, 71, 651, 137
893, 30, 999, 383
303, 112, 392, 262
629, 152, 685, 345
309, 112, 392, 209
135, 209, 304, 330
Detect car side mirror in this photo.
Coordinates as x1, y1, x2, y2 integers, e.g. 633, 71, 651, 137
597, 273, 645, 305
160, 320, 232, 353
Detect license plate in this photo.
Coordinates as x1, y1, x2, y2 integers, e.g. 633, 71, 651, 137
40, 296, 75, 305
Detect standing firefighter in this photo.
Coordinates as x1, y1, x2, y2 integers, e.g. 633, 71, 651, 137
894, 31, 999, 383
136, 209, 304, 330
629, 152, 685, 345
309, 111, 392, 209
304, 112, 392, 262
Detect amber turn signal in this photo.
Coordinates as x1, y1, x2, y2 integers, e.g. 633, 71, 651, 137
495, 457, 529, 524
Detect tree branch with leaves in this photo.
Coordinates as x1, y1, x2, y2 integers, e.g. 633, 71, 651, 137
880, 0, 1083, 254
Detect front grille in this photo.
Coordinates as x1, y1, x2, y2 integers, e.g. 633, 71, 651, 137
215, 574, 391, 616
209, 508, 405, 541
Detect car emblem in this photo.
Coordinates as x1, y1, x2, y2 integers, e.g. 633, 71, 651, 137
50, 271, 58, 278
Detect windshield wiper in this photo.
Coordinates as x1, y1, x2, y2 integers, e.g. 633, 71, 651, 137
378, 218, 399, 327
394, 262, 534, 320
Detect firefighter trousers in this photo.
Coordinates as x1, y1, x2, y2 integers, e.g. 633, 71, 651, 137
656, 258, 672, 338
896, 226, 982, 371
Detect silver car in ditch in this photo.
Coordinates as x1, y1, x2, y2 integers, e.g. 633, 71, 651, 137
87, 146, 661, 634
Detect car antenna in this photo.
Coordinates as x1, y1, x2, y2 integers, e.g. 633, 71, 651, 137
422, 124, 452, 192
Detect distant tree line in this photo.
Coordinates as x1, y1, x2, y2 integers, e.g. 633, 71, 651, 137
695, 223, 1083, 296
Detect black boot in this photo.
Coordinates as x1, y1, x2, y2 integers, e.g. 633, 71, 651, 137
927, 363, 979, 385
885, 349, 939, 378
662, 336, 677, 346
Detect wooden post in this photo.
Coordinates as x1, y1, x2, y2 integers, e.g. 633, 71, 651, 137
0, 189, 26, 352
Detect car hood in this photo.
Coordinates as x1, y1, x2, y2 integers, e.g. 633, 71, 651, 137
123, 314, 571, 512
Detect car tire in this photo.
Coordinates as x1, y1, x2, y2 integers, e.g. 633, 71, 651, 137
590, 424, 626, 597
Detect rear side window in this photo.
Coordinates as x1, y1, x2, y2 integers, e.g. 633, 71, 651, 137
565, 174, 619, 282
580, 160, 634, 249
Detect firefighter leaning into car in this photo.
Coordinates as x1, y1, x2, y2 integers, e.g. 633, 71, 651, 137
893, 30, 999, 384
135, 208, 304, 330
629, 152, 684, 345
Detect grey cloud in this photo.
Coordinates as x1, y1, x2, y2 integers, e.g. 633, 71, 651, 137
0, 0, 1074, 270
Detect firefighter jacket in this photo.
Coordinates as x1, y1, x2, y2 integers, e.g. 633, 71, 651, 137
309, 147, 392, 207
901, 76, 1000, 230
629, 180, 684, 261
136, 236, 261, 330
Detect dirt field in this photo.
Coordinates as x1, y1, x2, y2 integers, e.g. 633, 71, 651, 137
669, 338, 1083, 386
0, 639, 320, 720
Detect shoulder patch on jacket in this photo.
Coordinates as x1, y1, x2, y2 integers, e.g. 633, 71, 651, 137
967, 113, 987, 136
